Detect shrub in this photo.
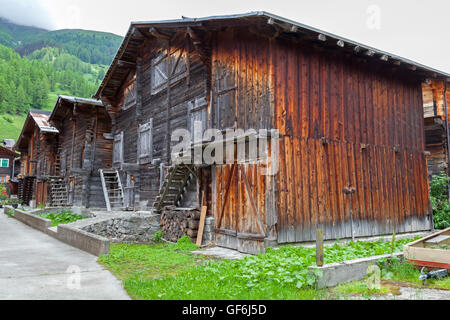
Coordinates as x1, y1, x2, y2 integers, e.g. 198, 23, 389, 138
38, 211, 87, 227
151, 230, 164, 243
430, 173, 450, 229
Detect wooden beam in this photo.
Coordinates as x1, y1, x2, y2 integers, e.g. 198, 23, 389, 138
196, 191, 207, 247
316, 229, 324, 267
318, 34, 327, 42
117, 60, 136, 69
149, 27, 171, 40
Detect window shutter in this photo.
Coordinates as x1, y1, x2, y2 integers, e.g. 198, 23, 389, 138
113, 132, 124, 164
138, 120, 153, 164
151, 49, 187, 95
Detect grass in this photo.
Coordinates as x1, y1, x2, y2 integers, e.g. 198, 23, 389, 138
0, 87, 69, 141
99, 236, 417, 300
333, 281, 391, 298
38, 211, 87, 227
379, 257, 450, 290
0, 113, 26, 141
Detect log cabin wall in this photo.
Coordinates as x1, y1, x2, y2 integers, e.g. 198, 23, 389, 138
16, 112, 59, 206
422, 80, 449, 177
52, 100, 112, 208
210, 28, 432, 248
112, 37, 208, 210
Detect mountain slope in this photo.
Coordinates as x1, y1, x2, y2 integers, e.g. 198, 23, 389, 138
0, 18, 122, 141
0, 17, 122, 65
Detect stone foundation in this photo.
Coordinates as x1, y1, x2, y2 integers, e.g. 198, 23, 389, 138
82, 213, 160, 243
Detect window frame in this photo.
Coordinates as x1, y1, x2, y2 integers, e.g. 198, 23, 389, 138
0, 158, 9, 168
150, 48, 187, 96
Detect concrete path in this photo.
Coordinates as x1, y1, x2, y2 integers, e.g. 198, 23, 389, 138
0, 213, 130, 300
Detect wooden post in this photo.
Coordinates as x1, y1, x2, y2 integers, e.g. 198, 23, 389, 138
316, 229, 324, 267
316, 229, 323, 267
196, 191, 207, 247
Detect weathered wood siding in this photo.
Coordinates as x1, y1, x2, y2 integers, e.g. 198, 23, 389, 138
273, 38, 431, 242
422, 80, 449, 177
211, 30, 432, 245
113, 39, 208, 209
54, 103, 112, 208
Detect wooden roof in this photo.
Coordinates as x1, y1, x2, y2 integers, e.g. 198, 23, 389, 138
16, 110, 59, 150
95, 11, 450, 100
49, 95, 104, 124
0, 145, 19, 158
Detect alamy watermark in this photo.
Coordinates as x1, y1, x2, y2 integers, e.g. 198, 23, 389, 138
66, 265, 81, 290
366, 4, 382, 30
171, 122, 280, 176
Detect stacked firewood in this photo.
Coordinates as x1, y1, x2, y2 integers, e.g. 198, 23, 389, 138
160, 206, 201, 243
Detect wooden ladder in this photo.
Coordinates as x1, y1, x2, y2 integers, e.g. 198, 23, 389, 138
100, 169, 125, 212
49, 177, 68, 207
54, 147, 62, 176
153, 164, 195, 213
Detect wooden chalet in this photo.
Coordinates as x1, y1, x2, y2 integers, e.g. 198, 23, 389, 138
0, 145, 19, 184
48, 95, 113, 209
94, 12, 447, 253
15, 110, 59, 206
422, 80, 450, 177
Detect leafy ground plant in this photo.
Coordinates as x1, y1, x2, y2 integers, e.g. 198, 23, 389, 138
99, 236, 416, 300
38, 211, 87, 227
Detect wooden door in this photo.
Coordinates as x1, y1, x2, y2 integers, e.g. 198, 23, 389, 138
36, 181, 48, 207
214, 162, 268, 254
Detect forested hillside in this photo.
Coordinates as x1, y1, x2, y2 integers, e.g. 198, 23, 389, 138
0, 45, 99, 115
0, 18, 123, 141
0, 17, 122, 65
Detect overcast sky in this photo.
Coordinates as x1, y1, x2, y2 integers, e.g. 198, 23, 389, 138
1, 0, 449, 74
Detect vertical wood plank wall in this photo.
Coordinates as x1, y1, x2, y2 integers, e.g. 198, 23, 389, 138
212, 30, 431, 244
273, 38, 431, 242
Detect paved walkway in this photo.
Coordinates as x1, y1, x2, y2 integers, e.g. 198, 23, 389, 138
0, 212, 130, 300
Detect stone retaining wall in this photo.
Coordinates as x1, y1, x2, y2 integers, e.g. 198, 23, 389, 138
82, 213, 161, 243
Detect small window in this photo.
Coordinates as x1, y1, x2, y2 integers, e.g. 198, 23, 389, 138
138, 120, 153, 164
151, 48, 187, 95
0, 159, 9, 168
113, 132, 124, 164
123, 81, 137, 111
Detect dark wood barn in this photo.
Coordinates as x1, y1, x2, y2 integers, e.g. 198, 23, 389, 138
15, 110, 59, 207
48, 95, 113, 209
94, 12, 444, 253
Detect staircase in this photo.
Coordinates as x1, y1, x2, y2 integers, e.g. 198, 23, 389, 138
49, 177, 68, 207
18, 177, 35, 206
100, 169, 125, 212
153, 164, 195, 212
